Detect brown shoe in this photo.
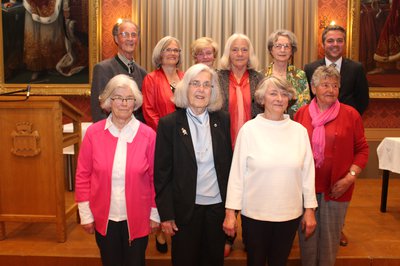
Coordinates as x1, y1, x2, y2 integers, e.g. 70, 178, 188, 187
340, 231, 348, 246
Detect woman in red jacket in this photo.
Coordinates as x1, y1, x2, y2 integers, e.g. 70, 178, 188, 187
142, 36, 184, 131
295, 66, 369, 266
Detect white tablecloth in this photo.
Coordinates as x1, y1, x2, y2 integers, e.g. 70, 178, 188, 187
63, 122, 92, 154
377, 137, 400, 174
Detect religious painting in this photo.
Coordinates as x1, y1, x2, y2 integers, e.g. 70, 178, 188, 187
0, 0, 99, 95
348, 0, 400, 98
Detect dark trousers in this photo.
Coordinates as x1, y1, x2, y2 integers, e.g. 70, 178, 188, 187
241, 215, 301, 266
95, 220, 148, 266
171, 203, 225, 266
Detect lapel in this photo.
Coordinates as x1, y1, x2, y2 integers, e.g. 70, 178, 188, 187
209, 112, 220, 162
176, 109, 196, 163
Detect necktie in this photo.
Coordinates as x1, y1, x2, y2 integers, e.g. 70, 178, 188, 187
330, 62, 337, 70
127, 62, 134, 74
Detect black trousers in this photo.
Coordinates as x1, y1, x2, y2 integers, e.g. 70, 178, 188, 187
171, 203, 225, 266
95, 220, 148, 266
241, 214, 301, 266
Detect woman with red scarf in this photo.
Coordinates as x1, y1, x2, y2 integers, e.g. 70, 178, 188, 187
295, 65, 369, 266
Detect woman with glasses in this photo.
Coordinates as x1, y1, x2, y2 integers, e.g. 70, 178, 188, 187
75, 74, 159, 266
191, 37, 219, 68
265, 30, 310, 118
223, 76, 317, 266
142, 36, 184, 136
154, 64, 232, 266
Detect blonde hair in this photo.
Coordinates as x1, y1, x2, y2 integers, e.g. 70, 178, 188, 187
191, 37, 219, 62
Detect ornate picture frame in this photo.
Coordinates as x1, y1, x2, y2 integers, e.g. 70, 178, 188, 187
347, 0, 400, 99
0, 0, 100, 95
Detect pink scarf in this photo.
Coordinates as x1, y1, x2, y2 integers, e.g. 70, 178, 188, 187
309, 98, 340, 168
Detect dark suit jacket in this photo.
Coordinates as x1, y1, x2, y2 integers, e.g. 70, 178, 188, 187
90, 56, 147, 122
154, 109, 232, 225
304, 58, 369, 115
218, 69, 264, 118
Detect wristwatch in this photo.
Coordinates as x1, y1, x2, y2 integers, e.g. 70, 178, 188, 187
349, 170, 357, 177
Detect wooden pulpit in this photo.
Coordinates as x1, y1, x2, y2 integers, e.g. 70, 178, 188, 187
0, 96, 83, 242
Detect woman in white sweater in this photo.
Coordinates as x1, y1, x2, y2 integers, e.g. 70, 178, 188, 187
223, 76, 317, 266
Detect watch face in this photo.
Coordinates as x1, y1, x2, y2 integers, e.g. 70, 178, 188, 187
350, 170, 356, 176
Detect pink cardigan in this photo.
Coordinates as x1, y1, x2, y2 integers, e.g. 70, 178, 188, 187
295, 103, 369, 202
75, 120, 156, 240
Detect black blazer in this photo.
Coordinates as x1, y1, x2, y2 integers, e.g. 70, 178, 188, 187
154, 109, 232, 225
304, 58, 369, 115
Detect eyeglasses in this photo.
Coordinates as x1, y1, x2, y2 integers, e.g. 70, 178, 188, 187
111, 96, 136, 104
189, 80, 213, 89
163, 48, 181, 54
119, 32, 138, 38
231, 47, 249, 54
196, 51, 214, 58
273, 43, 291, 50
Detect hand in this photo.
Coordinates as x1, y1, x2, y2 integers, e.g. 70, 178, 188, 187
222, 209, 237, 237
301, 209, 317, 239
330, 174, 355, 199
161, 220, 178, 236
81, 222, 95, 234
150, 220, 160, 234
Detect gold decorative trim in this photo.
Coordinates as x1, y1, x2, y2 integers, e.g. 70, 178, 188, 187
348, 0, 400, 98
0, 0, 100, 96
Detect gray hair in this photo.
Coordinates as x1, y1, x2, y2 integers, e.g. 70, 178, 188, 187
191, 37, 219, 61
267, 29, 298, 55
112, 19, 140, 37
219, 33, 259, 70
99, 74, 143, 113
152, 36, 182, 68
311, 65, 341, 88
173, 63, 223, 112
254, 76, 296, 106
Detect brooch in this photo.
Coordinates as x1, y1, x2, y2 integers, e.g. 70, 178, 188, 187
181, 128, 188, 135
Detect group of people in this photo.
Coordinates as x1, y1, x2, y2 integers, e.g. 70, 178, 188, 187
75, 19, 370, 266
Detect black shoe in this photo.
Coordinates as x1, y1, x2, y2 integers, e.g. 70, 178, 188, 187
155, 237, 168, 253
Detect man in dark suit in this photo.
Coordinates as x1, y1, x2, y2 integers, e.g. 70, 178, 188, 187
304, 25, 369, 115
154, 64, 232, 266
90, 19, 147, 122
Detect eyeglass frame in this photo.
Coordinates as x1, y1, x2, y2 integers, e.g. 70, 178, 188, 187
163, 48, 182, 54
272, 43, 292, 50
119, 31, 138, 39
111, 95, 136, 104
189, 80, 213, 89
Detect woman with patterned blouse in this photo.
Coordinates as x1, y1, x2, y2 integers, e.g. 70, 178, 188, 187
265, 30, 310, 118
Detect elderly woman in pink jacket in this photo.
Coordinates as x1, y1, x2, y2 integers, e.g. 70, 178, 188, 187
75, 74, 159, 266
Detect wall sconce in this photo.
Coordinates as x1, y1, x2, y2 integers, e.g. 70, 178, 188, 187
319, 16, 336, 29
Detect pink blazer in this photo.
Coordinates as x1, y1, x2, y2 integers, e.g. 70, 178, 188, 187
75, 120, 156, 240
